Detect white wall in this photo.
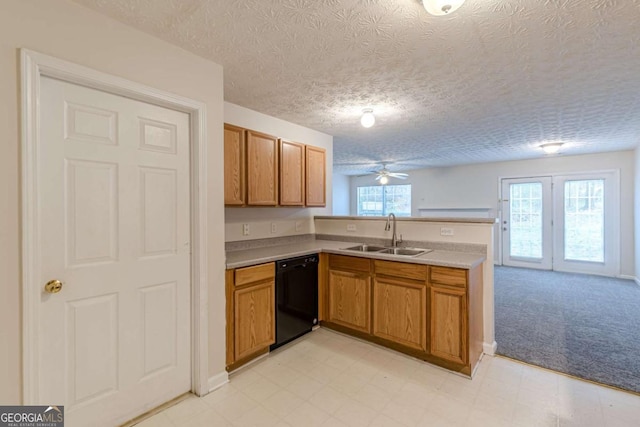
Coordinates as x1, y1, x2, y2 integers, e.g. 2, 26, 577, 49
224, 102, 333, 241
332, 173, 350, 215
346, 151, 635, 276
0, 0, 227, 403
635, 147, 640, 283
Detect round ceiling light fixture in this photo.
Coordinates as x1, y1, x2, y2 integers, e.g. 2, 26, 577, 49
360, 109, 375, 128
540, 142, 564, 154
422, 0, 466, 16
379, 175, 389, 185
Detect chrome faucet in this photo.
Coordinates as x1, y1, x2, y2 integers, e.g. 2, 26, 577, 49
385, 213, 402, 247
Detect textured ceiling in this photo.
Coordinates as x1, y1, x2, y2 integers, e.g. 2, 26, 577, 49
73, 0, 640, 175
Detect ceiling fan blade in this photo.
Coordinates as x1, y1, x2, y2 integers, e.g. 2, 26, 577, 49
389, 172, 408, 178
375, 175, 382, 180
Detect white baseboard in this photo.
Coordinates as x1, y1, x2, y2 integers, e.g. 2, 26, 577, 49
208, 371, 229, 393
617, 274, 640, 286
483, 341, 498, 355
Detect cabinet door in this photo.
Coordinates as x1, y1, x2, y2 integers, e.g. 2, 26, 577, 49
328, 269, 370, 333
234, 281, 275, 360
305, 146, 326, 207
429, 285, 467, 365
279, 140, 305, 206
373, 277, 427, 352
246, 130, 278, 205
224, 124, 245, 205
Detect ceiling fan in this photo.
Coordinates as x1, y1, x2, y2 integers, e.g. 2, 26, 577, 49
372, 164, 408, 184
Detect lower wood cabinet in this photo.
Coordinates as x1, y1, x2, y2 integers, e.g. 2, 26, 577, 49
372, 263, 427, 352
321, 255, 483, 376
373, 276, 427, 351
328, 269, 371, 334
226, 262, 275, 370
234, 281, 275, 360
429, 284, 467, 364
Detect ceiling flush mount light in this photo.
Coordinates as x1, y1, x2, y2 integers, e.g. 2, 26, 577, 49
540, 142, 564, 154
379, 176, 389, 185
422, 0, 466, 16
360, 109, 375, 128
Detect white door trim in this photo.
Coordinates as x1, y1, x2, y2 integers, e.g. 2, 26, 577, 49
497, 169, 621, 276
20, 49, 210, 403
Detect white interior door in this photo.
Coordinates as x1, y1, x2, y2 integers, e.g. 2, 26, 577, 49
501, 177, 553, 269
38, 76, 191, 426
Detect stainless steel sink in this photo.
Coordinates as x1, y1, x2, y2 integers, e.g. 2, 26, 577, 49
379, 247, 432, 257
341, 245, 432, 257
342, 244, 387, 252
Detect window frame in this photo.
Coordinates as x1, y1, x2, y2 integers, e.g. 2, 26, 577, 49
356, 184, 412, 217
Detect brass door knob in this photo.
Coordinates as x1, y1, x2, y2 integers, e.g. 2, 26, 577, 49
44, 279, 63, 294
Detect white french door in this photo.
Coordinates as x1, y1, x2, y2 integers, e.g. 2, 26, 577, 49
501, 177, 553, 269
37, 76, 192, 426
552, 174, 619, 276
501, 172, 619, 276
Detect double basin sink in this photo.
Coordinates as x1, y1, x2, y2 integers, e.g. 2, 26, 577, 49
341, 244, 432, 257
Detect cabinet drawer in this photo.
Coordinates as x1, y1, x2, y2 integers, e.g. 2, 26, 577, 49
374, 260, 427, 281
429, 266, 467, 288
235, 262, 275, 287
329, 254, 371, 273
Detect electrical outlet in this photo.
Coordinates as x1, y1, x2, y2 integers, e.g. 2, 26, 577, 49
440, 227, 454, 236
295, 221, 302, 232
347, 224, 357, 232
271, 223, 277, 234
242, 223, 250, 236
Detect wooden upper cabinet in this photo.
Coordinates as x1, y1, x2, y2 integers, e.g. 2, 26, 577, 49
305, 145, 326, 207
224, 124, 245, 206
279, 140, 305, 206
246, 130, 279, 206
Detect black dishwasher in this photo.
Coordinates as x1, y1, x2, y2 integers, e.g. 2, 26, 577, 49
270, 254, 319, 350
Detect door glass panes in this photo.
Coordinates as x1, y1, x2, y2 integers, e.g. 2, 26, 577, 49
564, 179, 604, 262
509, 182, 543, 259
357, 185, 411, 216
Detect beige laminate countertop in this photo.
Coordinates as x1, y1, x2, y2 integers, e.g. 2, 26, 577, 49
226, 239, 486, 270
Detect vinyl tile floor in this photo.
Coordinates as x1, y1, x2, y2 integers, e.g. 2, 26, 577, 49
134, 328, 640, 427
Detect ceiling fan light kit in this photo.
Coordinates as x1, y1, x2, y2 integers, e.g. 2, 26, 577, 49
360, 109, 375, 128
422, 0, 466, 16
373, 164, 409, 185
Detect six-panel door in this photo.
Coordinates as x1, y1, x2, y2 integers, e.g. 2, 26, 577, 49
38, 77, 191, 426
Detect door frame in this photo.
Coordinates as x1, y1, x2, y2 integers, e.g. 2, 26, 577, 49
500, 176, 553, 270
20, 49, 210, 403
497, 169, 621, 276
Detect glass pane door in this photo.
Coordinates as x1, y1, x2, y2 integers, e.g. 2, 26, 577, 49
564, 179, 604, 262
501, 177, 552, 269
553, 173, 618, 276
